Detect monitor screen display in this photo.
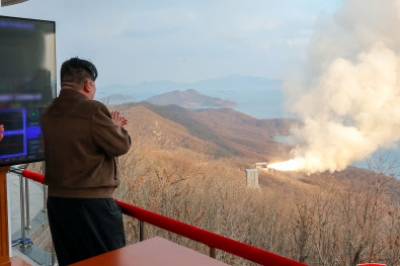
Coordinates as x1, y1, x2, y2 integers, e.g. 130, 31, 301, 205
0, 15, 56, 167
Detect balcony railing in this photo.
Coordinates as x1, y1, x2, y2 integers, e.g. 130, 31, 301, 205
8, 167, 306, 266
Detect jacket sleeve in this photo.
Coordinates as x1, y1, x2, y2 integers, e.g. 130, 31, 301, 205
92, 103, 131, 157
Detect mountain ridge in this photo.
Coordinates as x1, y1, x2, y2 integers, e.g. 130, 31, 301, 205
146, 89, 237, 108
115, 101, 298, 161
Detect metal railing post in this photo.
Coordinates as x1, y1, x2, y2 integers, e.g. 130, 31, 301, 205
139, 221, 145, 241
43, 184, 47, 212
51, 243, 58, 266
42, 162, 47, 213
16, 170, 32, 247
210, 247, 216, 258
19, 175, 28, 247
24, 178, 31, 229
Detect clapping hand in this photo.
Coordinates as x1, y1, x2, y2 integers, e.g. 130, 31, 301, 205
110, 111, 128, 127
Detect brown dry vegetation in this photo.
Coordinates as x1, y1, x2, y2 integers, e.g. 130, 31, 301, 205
112, 102, 400, 265
31, 102, 400, 265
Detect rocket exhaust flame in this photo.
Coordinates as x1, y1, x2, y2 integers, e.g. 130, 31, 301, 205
267, 160, 301, 172
267, 157, 325, 173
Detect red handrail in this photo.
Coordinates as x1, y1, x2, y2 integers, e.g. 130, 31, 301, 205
19, 169, 306, 266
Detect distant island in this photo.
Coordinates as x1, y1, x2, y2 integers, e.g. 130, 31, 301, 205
97, 94, 136, 104
146, 89, 237, 108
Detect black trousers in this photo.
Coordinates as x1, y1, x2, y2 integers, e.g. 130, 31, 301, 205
47, 197, 126, 266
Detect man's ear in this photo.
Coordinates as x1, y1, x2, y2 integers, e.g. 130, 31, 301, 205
83, 80, 91, 93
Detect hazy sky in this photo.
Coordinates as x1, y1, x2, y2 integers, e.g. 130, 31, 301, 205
0, 0, 341, 87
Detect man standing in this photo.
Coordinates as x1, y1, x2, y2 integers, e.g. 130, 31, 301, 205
41, 57, 131, 266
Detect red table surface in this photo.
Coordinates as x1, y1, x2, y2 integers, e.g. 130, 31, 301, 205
70, 237, 230, 266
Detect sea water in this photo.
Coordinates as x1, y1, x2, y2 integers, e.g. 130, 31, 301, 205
207, 89, 286, 119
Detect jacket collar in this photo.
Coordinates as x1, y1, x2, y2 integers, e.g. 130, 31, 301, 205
58, 88, 90, 100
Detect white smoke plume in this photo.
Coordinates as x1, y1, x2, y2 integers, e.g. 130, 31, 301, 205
279, 0, 400, 174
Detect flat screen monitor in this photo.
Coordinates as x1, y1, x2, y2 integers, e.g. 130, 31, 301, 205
0, 15, 56, 167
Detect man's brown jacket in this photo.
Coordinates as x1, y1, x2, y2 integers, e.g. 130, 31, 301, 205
41, 89, 131, 198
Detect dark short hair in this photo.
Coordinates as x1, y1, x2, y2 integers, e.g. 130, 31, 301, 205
60, 57, 98, 84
